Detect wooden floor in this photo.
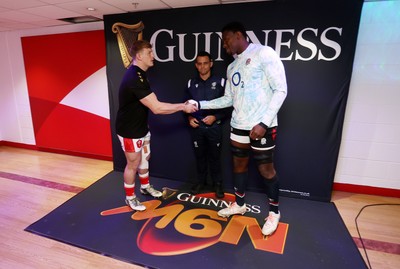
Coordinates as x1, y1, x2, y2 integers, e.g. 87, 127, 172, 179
0, 146, 399, 269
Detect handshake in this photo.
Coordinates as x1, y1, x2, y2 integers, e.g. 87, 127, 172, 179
183, 99, 199, 113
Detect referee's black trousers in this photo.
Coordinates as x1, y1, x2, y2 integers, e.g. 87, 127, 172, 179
191, 124, 222, 185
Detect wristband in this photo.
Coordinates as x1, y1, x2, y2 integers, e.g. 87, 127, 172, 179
259, 122, 268, 130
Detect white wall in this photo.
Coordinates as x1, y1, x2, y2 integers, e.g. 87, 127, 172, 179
335, 0, 400, 190
0, 31, 33, 144
0, 1, 399, 190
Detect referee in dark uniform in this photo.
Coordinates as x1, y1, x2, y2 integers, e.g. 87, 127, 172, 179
185, 51, 231, 198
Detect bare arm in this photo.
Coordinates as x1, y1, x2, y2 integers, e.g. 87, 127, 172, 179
141, 92, 197, 114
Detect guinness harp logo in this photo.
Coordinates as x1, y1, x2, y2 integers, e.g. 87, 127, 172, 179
112, 21, 144, 68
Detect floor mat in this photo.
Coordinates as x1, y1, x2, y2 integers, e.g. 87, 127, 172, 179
25, 171, 367, 269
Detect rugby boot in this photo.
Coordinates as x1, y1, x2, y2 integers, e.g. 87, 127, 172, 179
262, 211, 281, 236
140, 185, 162, 198
217, 202, 246, 218
125, 197, 146, 211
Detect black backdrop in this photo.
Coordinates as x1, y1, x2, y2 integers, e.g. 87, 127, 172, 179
104, 0, 363, 201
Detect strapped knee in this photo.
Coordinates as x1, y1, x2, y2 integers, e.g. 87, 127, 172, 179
231, 145, 250, 158
138, 158, 149, 170
253, 150, 274, 165
139, 145, 150, 170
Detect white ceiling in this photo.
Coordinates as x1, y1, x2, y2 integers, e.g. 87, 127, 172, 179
0, 0, 268, 32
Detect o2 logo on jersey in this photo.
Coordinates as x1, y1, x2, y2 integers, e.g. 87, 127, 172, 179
232, 72, 245, 88
232, 72, 241, 86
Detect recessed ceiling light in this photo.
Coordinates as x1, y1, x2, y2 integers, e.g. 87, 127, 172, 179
87, 7, 96, 11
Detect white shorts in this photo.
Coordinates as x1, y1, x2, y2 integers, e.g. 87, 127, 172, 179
230, 127, 276, 151
118, 132, 151, 153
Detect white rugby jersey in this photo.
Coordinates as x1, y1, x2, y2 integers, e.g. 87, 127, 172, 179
200, 43, 287, 130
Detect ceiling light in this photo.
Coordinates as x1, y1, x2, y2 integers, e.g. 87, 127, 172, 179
59, 16, 102, 24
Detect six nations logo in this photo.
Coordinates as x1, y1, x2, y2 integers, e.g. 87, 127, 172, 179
101, 187, 289, 255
